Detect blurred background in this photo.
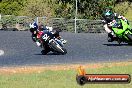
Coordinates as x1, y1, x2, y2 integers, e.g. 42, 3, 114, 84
0, 0, 132, 33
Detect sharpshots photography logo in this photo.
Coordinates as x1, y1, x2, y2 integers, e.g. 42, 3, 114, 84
86, 74, 130, 83
76, 66, 131, 85
76, 74, 131, 85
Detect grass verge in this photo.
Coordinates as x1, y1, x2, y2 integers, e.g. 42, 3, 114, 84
0, 62, 132, 88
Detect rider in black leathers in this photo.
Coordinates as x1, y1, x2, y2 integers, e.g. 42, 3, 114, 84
29, 22, 66, 47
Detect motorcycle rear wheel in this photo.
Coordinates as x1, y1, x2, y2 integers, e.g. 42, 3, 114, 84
126, 33, 132, 41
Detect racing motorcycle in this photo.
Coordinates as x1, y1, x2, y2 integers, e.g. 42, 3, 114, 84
109, 18, 132, 44
39, 30, 67, 55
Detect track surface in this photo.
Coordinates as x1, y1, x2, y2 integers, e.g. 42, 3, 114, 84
0, 31, 132, 66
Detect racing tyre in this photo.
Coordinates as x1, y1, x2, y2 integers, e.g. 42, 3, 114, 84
60, 48, 67, 55
128, 42, 132, 45
126, 33, 132, 41
49, 40, 67, 55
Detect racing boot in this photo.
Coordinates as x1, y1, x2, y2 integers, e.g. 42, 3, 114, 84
108, 32, 115, 42
60, 39, 67, 44
56, 36, 67, 44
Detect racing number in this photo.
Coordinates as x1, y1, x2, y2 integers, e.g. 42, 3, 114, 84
42, 34, 49, 41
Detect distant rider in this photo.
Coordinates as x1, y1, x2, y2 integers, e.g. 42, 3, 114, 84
102, 8, 128, 42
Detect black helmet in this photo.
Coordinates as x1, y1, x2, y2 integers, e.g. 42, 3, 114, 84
103, 8, 114, 22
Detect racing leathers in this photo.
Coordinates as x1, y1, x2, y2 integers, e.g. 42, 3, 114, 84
103, 13, 128, 42
31, 26, 67, 48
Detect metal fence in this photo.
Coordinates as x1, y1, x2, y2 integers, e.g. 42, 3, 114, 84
50, 18, 132, 33
50, 18, 105, 33
0, 15, 33, 31
0, 15, 132, 33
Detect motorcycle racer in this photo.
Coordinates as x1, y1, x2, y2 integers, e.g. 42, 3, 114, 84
29, 22, 67, 48
102, 8, 128, 42
29, 22, 41, 46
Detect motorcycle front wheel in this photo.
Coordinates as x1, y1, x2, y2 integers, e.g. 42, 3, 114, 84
49, 40, 67, 55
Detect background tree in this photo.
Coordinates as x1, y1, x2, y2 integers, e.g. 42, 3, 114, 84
54, 0, 74, 18
0, 0, 26, 15
0, 0, 132, 20
55, 0, 116, 19
19, 0, 55, 18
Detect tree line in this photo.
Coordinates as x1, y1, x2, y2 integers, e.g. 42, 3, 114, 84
0, 0, 132, 19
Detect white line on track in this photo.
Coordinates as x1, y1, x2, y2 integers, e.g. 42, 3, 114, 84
0, 50, 4, 56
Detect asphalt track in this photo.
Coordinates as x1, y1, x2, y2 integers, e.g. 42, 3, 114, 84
0, 31, 132, 66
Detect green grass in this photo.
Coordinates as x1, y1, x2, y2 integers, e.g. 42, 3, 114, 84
0, 64, 132, 88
